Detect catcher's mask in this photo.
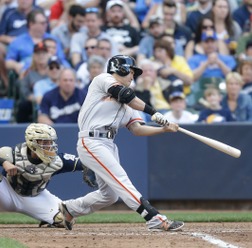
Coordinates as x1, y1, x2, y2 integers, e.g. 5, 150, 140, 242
107, 55, 143, 78
25, 123, 58, 164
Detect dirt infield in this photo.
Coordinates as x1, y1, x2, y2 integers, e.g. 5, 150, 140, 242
1, 222, 251, 248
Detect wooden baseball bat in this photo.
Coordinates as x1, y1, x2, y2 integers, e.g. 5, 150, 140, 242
151, 116, 241, 158
178, 127, 241, 158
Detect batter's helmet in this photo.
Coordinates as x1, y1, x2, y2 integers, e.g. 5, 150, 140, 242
25, 123, 58, 164
107, 55, 143, 77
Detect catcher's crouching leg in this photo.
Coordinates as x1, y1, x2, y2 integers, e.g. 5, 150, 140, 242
39, 211, 73, 228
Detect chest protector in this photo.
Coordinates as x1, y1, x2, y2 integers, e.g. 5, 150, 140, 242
8, 143, 63, 197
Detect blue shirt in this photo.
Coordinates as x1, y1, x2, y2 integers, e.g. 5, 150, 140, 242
0, 6, 41, 36
186, 9, 211, 34
0, 8, 27, 36
138, 34, 184, 57
39, 87, 86, 123
197, 108, 234, 123
6, 32, 69, 71
188, 54, 236, 78
221, 93, 252, 122
134, 0, 162, 22
33, 77, 57, 99
232, 4, 250, 32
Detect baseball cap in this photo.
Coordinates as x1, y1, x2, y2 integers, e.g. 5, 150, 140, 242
48, 56, 61, 66
149, 16, 163, 28
169, 91, 185, 101
106, 0, 123, 11
201, 30, 217, 42
34, 41, 47, 53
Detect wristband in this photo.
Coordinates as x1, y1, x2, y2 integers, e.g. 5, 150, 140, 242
143, 104, 157, 116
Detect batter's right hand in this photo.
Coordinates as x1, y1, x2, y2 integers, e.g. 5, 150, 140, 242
3, 161, 18, 176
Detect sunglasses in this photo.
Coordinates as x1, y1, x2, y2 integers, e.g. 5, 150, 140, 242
85, 46, 97, 50
49, 65, 60, 70
202, 25, 214, 29
85, 7, 99, 13
98, 46, 111, 51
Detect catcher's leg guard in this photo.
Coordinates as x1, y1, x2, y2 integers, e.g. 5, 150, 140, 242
38, 212, 65, 228
136, 197, 159, 221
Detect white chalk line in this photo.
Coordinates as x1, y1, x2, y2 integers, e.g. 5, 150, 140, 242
188, 232, 241, 248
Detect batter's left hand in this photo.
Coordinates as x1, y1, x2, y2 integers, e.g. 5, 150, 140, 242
163, 122, 179, 132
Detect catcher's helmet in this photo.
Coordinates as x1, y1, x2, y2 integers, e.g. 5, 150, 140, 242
107, 55, 143, 77
25, 123, 58, 164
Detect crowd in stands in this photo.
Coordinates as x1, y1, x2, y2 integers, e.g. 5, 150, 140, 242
0, 0, 252, 125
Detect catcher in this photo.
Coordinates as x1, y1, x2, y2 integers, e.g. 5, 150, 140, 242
0, 123, 97, 228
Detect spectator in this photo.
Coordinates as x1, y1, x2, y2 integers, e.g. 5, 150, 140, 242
236, 33, 252, 60
49, 0, 100, 29
134, 0, 163, 27
16, 41, 49, 123
38, 68, 86, 124
164, 91, 196, 123
238, 58, 252, 98
0, 0, 17, 21
210, 0, 241, 50
70, 7, 117, 68
153, 39, 193, 96
82, 55, 107, 95
141, 0, 187, 29
51, 4, 85, 59
97, 38, 112, 61
135, 59, 171, 122
221, 72, 252, 122
197, 86, 234, 123
186, 0, 212, 34
161, 0, 191, 50
185, 17, 229, 60
188, 30, 236, 82
33, 56, 62, 105
5, 9, 66, 75
102, 0, 140, 56
43, 37, 71, 68
76, 37, 99, 88
137, 16, 165, 64
0, 0, 34, 48
232, 0, 252, 33
160, 32, 185, 56
0, 50, 8, 97
137, 16, 165, 61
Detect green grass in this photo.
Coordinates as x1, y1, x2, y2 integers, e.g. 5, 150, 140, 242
0, 238, 28, 248
0, 211, 252, 225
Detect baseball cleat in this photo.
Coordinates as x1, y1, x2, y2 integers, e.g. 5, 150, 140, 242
146, 214, 184, 232
58, 203, 75, 230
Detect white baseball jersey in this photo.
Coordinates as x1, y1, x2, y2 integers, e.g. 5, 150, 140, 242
65, 73, 145, 217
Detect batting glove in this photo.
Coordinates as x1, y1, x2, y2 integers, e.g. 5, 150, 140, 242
152, 112, 169, 126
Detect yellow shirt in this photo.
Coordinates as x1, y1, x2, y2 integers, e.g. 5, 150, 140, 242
150, 80, 170, 110
171, 56, 193, 95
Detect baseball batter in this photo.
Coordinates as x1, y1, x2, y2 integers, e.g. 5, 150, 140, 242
0, 123, 96, 227
59, 55, 184, 231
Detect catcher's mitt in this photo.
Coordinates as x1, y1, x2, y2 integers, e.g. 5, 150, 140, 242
82, 166, 98, 188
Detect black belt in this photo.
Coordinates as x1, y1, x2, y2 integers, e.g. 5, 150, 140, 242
88, 131, 115, 139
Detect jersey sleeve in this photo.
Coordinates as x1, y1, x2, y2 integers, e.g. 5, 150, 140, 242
52, 153, 83, 176
100, 73, 119, 94
126, 109, 145, 128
